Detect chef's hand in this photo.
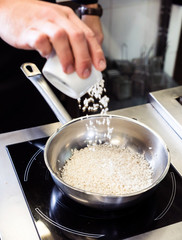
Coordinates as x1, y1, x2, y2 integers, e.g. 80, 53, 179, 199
0, 0, 106, 79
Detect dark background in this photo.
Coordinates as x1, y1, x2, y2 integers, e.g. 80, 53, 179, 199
0, 0, 181, 134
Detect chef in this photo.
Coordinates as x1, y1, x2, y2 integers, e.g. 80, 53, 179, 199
0, 0, 106, 132
0, 0, 106, 77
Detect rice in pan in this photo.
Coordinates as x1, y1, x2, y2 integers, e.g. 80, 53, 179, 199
60, 144, 153, 195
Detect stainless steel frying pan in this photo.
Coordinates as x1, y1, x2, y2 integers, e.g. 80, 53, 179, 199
21, 63, 170, 210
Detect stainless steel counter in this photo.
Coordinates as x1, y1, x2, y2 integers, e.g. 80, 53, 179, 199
1, 103, 182, 240
149, 86, 182, 139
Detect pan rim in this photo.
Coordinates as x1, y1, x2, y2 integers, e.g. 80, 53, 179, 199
44, 114, 171, 199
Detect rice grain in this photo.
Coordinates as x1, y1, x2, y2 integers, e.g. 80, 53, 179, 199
60, 144, 153, 195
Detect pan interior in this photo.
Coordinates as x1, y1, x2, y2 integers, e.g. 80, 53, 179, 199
45, 115, 169, 193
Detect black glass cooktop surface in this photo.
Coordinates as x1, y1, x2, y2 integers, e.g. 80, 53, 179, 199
6, 137, 182, 240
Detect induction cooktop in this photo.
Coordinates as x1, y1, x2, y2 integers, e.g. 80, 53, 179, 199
6, 137, 182, 240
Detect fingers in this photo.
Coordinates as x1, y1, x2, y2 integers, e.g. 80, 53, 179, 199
40, 21, 75, 74
22, 28, 53, 57
21, 5, 106, 79
86, 33, 106, 71
61, 18, 93, 78
67, 11, 106, 75
23, 22, 75, 74
52, 29, 75, 74
40, 16, 95, 78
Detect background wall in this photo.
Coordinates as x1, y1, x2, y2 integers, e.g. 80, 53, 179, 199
100, 0, 182, 79
100, 0, 161, 60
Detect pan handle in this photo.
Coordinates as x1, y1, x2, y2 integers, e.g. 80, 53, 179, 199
21, 63, 72, 125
